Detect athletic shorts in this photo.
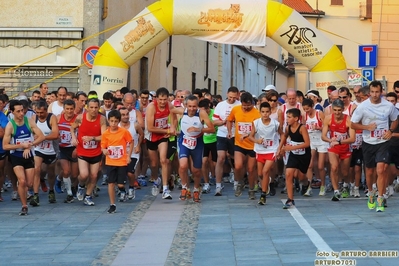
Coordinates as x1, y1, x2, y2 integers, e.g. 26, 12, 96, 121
216, 136, 235, 156
256, 153, 276, 164
107, 166, 127, 185
203, 142, 217, 162
362, 141, 390, 168
350, 148, 363, 167
10, 155, 34, 169
167, 138, 177, 160
127, 158, 139, 174
328, 146, 352, 160
178, 137, 204, 169
146, 138, 168, 151
389, 145, 399, 168
34, 151, 57, 165
78, 154, 103, 165
0, 152, 7, 160
310, 141, 328, 153
59, 147, 78, 163
234, 145, 255, 158
286, 152, 311, 174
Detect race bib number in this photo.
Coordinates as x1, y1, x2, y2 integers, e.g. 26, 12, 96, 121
238, 122, 252, 135
83, 140, 98, 149
108, 145, 124, 159
333, 132, 348, 141
353, 133, 363, 146
262, 139, 273, 148
306, 122, 316, 131
182, 135, 197, 150
38, 141, 51, 150
289, 140, 305, 155
154, 118, 168, 129
60, 130, 72, 144
371, 129, 387, 139
16, 137, 32, 150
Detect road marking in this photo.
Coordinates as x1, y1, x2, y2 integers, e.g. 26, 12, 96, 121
281, 199, 334, 258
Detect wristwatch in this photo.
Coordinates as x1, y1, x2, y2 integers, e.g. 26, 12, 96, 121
92, 137, 95, 141
389, 129, 394, 133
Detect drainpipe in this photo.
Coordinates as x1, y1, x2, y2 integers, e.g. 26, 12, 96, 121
230, 45, 234, 86
102, 0, 108, 20
273, 65, 279, 86
204, 42, 209, 80
166, 36, 172, 67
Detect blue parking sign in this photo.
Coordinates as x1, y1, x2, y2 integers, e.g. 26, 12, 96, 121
362, 68, 374, 86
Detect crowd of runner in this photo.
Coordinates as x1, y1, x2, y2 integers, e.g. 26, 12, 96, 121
1, 80, 399, 215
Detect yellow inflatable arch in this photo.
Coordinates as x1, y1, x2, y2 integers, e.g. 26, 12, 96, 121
91, 0, 347, 96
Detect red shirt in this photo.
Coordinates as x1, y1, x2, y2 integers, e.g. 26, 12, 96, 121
76, 113, 102, 157
147, 100, 169, 142
59, 113, 77, 148
329, 114, 350, 151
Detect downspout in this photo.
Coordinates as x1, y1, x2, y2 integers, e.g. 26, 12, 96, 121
273, 65, 279, 86
166, 36, 172, 67
102, 0, 108, 20
204, 42, 209, 80
230, 45, 234, 86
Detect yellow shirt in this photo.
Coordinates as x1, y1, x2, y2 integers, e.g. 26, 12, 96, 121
227, 105, 260, 150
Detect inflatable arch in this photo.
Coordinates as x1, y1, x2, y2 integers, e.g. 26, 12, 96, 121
91, 0, 347, 97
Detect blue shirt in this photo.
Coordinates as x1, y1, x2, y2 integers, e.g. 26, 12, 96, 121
0, 112, 8, 153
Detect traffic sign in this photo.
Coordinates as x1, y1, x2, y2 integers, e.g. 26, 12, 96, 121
362, 68, 374, 86
83, 46, 99, 68
358, 45, 378, 68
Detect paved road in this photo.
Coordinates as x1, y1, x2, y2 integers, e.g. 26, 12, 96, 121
1, 181, 399, 266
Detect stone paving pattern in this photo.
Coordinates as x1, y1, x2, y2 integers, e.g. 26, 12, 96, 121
1, 182, 399, 265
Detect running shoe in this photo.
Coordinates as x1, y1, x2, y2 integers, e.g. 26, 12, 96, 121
84, 196, 95, 206
319, 186, 326, 196
107, 204, 116, 214
180, 188, 188, 200
214, 187, 222, 196
283, 199, 295, 209
119, 191, 127, 202
54, 178, 63, 193
202, 184, 211, 194
376, 196, 385, 212
30, 195, 40, 207
235, 184, 243, 197
193, 191, 200, 203
77, 186, 85, 201
248, 190, 255, 200
353, 187, 360, 198
151, 178, 161, 196
304, 186, 313, 197
331, 191, 341, 201
64, 195, 74, 203
350, 185, 355, 197
258, 195, 266, 205
19, 206, 28, 216
341, 186, 349, 198
101, 175, 108, 185
368, 191, 376, 209
254, 183, 259, 193
40, 181, 48, 192
11, 191, 18, 201
128, 188, 135, 200
48, 191, 56, 203
223, 176, 230, 183
27, 189, 34, 200
162, 189, 172, 200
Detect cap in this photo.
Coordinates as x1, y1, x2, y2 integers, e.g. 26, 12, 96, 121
262, 84, 276, 92
278, 98, 285, 104
306, 90, 320, 98
149, 91, 156, 97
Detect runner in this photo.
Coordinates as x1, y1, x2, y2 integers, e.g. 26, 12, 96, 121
48, 86, 67, 116
31, 101, 59, 206
351, 81, 399, 212
173, 95, 215, 202
322, 99, 356, 201
70, 98, 107, 206
227, 92, 261, 199
3, 100, 45, 215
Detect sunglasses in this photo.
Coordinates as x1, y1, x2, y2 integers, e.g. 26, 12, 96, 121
268, 99, 277, 102
339, 96, 348, 99
395, 90, 399, 93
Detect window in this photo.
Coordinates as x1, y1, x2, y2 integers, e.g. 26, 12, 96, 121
331, 0, 343, 5
208, 78, 212, 92
140, 57, 148, 91
214, 81, 217, 95
172, 67, 177, 92
192, 72, 196, 92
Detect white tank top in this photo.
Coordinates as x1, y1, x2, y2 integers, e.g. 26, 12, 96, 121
180, 109, 203, 138
34, 114, 55, 155
253, 118, 280, 154
51, 101, 64, 116
120, 122, 139, 159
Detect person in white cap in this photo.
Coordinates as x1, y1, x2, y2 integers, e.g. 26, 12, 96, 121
262, 85, 276, 93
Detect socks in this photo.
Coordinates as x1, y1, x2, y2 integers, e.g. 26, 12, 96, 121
163, 185, 168, 192
63, 177, 72, 195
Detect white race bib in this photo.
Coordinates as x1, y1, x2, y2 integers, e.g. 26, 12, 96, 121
262, 139, 273, 148
60, 130, 72, 144
182, 135, 197, 150
38, 141, 51, 151
237, 122, 252, 135
83, 140, 98, 149
370, 129, 387, 139
108, 145, 124, 159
